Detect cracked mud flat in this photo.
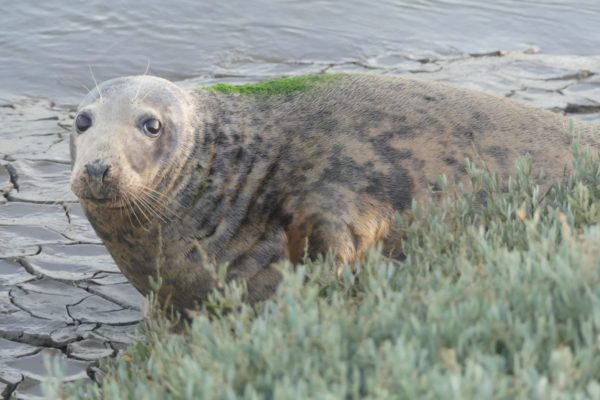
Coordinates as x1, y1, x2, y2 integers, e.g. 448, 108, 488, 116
0, 98, 144, 399
1, 51, 600, 399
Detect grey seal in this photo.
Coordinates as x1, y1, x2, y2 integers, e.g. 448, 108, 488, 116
70, 74, 598, 312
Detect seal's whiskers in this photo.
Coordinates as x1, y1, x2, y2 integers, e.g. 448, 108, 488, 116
136, 185, 177, 220
132, 60, 151, 102
134, 189, 170, 224
88, 65, 102, 100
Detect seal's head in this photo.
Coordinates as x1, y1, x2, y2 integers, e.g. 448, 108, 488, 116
70, 75, 197, 210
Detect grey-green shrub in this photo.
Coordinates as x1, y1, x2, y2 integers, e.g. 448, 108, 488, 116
46, 143, 600, 399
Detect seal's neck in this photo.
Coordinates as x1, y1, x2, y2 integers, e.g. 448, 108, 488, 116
173, 92, 284, 255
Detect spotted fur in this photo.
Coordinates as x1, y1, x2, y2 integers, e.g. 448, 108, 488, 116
70, 74, 598, 311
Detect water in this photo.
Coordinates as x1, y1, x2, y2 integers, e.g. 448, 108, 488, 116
0, 0, 598, 102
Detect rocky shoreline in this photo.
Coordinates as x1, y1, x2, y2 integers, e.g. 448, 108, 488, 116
1, 51, 599, 399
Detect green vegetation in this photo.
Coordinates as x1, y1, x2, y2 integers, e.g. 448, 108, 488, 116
46, 143, 600, 399
203, 74, 342, 96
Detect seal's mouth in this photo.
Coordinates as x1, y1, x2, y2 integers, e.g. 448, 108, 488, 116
79, 195, 116, 204
75, 191, 126, 208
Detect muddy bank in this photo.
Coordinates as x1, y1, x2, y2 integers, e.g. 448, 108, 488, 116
1, 51, 599, 399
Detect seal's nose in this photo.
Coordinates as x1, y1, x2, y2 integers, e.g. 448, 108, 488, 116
85, 161, 111, 184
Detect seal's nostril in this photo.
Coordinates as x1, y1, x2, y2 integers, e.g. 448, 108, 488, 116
102, 166, 111, 182
85, 161, 111, 183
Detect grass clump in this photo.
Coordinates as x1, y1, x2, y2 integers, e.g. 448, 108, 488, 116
47, 143, 600, 399
204, 74, 342, 96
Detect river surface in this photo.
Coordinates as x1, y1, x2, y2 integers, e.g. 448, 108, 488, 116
0, 0, 599, 102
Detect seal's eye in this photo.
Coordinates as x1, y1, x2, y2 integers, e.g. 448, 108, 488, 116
143, 118, 162, 137
75, 113, 92, 133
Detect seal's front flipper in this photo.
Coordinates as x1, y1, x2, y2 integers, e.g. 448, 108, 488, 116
245, 265, 283, 304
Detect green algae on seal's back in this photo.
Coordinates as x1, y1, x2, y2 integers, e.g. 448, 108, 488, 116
202, 74, 343, 96
70, 73, 598, 313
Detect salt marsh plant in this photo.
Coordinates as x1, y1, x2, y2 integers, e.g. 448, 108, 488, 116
47, 143, 600, 399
